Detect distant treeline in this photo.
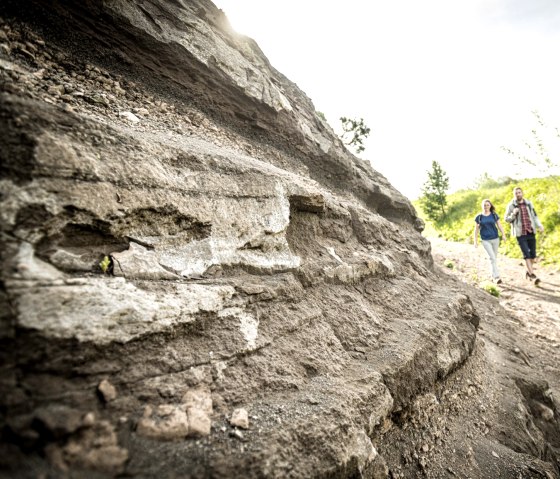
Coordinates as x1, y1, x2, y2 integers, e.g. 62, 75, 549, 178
414, 175, 560, 265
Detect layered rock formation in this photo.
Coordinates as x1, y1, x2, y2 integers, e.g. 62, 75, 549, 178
0, 1, 558, 478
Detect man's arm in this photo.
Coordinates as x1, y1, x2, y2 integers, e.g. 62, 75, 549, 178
504, 203, 517, 223
531, 203, 544, 232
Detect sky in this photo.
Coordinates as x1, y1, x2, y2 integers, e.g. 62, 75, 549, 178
212, 0, 560, 199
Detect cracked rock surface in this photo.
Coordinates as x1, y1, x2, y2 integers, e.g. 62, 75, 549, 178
0, 1, 558, 478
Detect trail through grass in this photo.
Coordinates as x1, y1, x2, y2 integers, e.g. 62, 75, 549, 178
414, 176, 560, 265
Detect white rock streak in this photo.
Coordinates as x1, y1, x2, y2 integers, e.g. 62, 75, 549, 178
13, 275, 236, 344
218, 307, 259, 350
162, 181, 300, 277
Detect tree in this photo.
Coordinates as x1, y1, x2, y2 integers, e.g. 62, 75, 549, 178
501, 110, 560, 176
421, 161, 449, 222
472, 173, 515, 190
339, 117, 371, 154
501, 110, 560, 213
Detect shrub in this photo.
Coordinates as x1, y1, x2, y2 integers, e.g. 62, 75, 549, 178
480, 281, 500, 297
443, 259, 455, 269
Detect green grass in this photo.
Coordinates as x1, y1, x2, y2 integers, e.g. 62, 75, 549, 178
480, 281, 501, 297
443, 259, 455, 269
414, 175, 560, 265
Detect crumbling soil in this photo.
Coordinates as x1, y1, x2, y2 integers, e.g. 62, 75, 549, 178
432, 237, 560, 391
1, 6, 559, 478
380, 238, 560, 478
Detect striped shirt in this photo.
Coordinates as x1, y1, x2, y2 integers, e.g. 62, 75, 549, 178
519, 201, 533, 235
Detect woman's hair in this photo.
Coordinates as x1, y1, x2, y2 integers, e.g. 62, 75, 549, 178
481, 198, 495, 213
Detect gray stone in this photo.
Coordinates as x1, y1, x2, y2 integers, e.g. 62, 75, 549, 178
136, 405, 189, 441
534, 402, 555, 422
112, 242, 180, 280
230, 408, 249, 429
47, 84, 65, 96
61, 421, 128, 474
182, 388, 212, 415
181, 388, 213, 437
98, 379, 117, 402
186, 407, 211, 437
33, 405, 83, 438
119, 111, 140, 123
133, 107, 149, 116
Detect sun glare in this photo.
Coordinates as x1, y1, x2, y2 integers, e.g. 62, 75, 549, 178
220, 5, 261, 38
212, 0, 560, 198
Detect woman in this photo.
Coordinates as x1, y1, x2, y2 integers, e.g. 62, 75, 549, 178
474, 199, 507, 283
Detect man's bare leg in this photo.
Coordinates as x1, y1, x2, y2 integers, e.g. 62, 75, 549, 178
525, 258, 534, 276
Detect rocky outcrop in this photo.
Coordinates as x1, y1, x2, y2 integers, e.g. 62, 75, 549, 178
0, 1, 558, 478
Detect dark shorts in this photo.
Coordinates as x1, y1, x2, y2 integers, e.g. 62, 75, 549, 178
517, 233, 537, 259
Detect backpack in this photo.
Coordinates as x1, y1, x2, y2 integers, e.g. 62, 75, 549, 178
475, 212, 498, 225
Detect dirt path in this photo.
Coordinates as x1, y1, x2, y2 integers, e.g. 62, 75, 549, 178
379, 239, 560, 478
430, 237, 560, 387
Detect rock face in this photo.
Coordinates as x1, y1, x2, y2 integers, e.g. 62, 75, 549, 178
0, 1, 558, 478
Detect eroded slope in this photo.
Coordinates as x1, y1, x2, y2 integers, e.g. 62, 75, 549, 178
0, 1, 558, 478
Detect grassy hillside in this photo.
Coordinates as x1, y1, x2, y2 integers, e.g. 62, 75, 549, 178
414, 176, 560, 265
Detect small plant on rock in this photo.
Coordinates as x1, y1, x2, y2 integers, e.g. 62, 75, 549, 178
470, 269, 479, 283
443, 259, 455, 269
99, 255, 112, 274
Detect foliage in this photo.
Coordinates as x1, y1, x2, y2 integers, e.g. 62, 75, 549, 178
414, 175, 560, 265
339, 117, 371, 154
480, 281, 500, 297
420, 161, 449, 223
316, 111, 326, 121
472, 173, 516, 190
99, 255, 112, 274
470, 269, 480, 283
501, 111, 560, 216
443, 259, 455, 269
501, 110, 560, 177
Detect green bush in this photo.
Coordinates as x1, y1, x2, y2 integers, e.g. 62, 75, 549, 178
480, 281, 500, 297
443, 259, 455, 269
414, 175, 560, 265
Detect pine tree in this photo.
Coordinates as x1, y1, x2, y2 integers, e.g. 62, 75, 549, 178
421, 161, 449, 222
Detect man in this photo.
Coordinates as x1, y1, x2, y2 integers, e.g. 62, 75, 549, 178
505, 186, 544, 283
